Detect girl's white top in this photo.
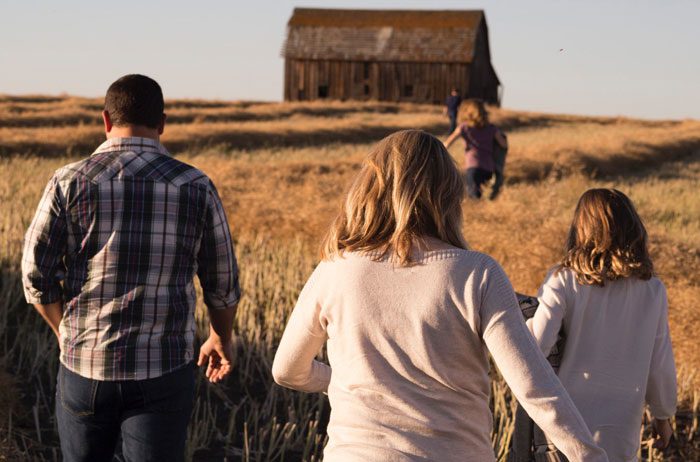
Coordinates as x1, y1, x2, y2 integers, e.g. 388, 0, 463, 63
272, 246, 608, 462
528, 267, 677, 462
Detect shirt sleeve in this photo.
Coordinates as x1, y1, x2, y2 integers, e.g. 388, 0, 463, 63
22, 174, 68, 305
645, 284, 677, 419
527, 268, 568, 357
479, 258, 608, 462
272, 265, 331, 393
196, 181, 241, 311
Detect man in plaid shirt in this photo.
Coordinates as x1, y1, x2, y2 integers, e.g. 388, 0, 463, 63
21, 74, 240, 462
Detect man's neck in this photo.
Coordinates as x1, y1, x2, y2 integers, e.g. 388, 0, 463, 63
107, 125, 160, 141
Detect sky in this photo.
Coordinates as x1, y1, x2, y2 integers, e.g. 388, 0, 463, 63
1, 0, 699, 119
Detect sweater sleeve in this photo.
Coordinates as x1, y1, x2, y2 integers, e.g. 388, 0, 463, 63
527, 267, 568, 356
645, 283, 677, 419
479, 258, 608, 462
272, 265, 331, 393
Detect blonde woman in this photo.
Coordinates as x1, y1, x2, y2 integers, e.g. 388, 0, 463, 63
528, 189, 677, 461
444, 99, 507, 199
271, 130, 607, 461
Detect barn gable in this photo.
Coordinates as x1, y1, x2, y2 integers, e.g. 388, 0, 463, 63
281, 8, 501, 104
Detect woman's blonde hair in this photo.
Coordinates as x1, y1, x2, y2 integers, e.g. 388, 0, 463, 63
321, 130, 467, 265
561, 188, 654, 286
461, 99, 488, 128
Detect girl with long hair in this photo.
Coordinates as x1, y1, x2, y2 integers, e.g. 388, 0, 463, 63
272, 130, 607, 461
444, 99, 507, 199
528, 188, 677, 461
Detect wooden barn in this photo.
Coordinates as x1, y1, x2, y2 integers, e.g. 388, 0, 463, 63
281, 8, 501, 104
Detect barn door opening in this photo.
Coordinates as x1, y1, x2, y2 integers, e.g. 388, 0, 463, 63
362, 62, 374, 100
295, 61, 305, 101
318, 85, 329, 98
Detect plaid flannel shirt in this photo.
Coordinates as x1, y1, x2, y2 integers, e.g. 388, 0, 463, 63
22, 137, 240, 380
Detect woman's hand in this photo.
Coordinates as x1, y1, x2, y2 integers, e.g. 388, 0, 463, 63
651, 418, 673, 449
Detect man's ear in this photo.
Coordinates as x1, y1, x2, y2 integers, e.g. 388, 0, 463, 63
102, 110, 113, 134
158, 113, 167, 135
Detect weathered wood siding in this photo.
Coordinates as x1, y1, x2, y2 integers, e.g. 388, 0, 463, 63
284, 59, 472, 104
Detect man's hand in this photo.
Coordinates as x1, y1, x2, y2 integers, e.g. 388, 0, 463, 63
197, 335, 235, 383
199, 306, 237, 383
651, 418, 673, 450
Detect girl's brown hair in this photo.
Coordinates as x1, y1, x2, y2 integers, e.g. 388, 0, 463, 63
461, 99, 488, 128
322, 130, 467, 265
562, 188, 654, 286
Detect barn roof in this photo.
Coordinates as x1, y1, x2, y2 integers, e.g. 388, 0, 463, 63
282, 8, 485, 63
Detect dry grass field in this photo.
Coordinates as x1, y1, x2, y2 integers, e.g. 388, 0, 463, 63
0, 95, 698, 461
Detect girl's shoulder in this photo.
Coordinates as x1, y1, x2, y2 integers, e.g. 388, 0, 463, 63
487, 123, 500, 134
562, 267, 666, 295
464, 123, 499, 137
646, 275, 665, 289
543, 265, 576, 286
632, 275, 667, 298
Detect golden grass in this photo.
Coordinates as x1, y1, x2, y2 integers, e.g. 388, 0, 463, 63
0, 96, 698, 460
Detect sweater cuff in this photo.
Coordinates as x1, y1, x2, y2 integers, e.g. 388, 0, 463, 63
649, 406, 675, 420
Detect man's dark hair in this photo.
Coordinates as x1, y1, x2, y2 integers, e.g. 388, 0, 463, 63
104, 74, 164, 128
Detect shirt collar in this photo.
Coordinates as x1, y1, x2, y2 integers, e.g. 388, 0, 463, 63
92, 137, 171, 157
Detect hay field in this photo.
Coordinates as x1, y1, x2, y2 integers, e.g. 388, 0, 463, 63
0, 95, 698, 460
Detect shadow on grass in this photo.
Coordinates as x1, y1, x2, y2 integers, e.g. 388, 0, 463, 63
0, 102, 404, 129
166, 122, 450, 154
505, 137, 700, 185
0, 122, 449, 157
495, 112, 684, 132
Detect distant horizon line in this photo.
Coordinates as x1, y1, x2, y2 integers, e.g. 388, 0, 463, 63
1, 91, 696, 122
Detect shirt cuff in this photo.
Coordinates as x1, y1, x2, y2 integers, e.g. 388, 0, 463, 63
24, 285, 63, 305
203, 289, 241, 311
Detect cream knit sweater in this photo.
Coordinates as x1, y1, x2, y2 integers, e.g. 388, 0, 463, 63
273, 245, 608, 461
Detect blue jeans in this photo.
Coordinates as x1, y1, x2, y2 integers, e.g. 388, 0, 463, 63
448, 112, 458, 134
56, 362, 195, 462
